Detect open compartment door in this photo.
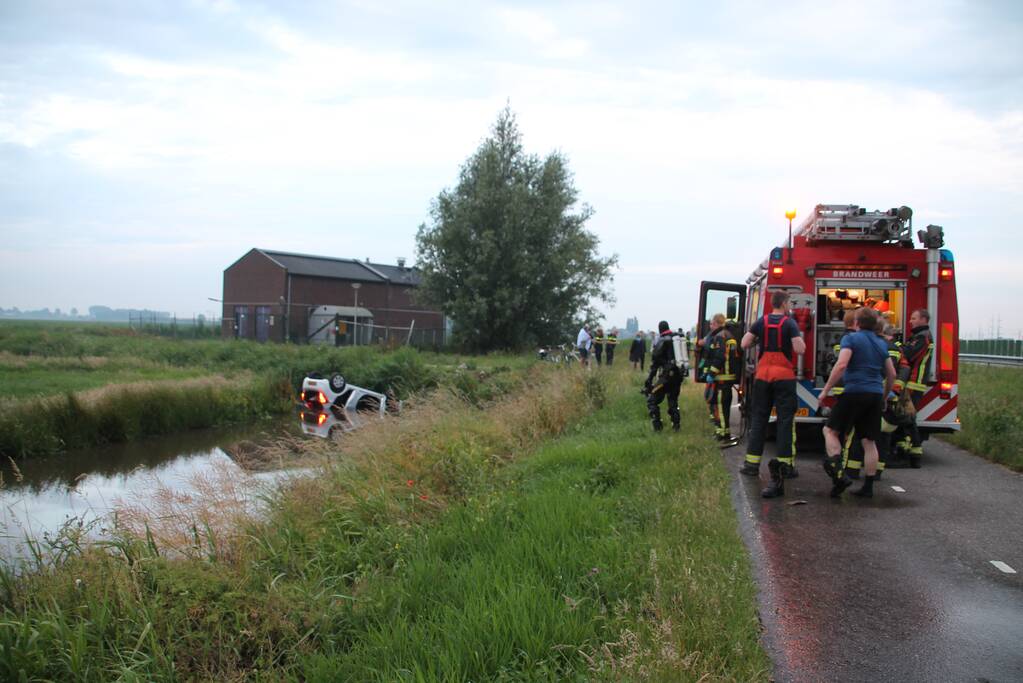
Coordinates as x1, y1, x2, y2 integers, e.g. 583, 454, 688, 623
695, 281, 747, 383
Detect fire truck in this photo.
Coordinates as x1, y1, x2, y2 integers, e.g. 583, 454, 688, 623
696, 204, 961, 436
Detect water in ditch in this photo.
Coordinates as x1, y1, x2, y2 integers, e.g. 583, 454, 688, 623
0, 417, 309, 565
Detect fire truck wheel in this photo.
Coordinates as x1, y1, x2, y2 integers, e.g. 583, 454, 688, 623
329, 373, 347, 393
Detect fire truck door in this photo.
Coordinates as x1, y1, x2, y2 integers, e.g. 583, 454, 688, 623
696, 281, 747, 383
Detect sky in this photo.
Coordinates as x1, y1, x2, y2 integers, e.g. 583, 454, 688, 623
1, 0, 1021, 337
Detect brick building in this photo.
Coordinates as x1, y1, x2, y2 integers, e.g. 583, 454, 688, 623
221, 249, 446, 345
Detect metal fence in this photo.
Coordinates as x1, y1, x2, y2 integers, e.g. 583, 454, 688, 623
959, 338, 1023, 358
127, 313, 222, 339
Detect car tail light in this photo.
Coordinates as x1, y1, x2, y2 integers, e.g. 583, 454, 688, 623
317, 413, 327, 425
317, 391, 328, 404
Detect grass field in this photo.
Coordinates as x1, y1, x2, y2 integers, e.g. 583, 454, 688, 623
0, 366, 769, 682
944, 363, 1023, 471
0, 321, 532, 458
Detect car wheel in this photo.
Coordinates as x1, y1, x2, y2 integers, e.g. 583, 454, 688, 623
329, 373, 346, 393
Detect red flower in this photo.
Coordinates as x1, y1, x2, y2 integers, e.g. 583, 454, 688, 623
419, 494, 429, 501
406, 479, 415, 487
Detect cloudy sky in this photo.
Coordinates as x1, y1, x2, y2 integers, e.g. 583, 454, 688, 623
2, 0, 1021, 336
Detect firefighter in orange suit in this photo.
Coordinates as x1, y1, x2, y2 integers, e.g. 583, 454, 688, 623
894, 308, 933, 468
740, 291, 806, 498
706, 314, 741, 446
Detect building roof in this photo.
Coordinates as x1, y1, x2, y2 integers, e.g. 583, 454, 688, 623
256, 249, 421, 285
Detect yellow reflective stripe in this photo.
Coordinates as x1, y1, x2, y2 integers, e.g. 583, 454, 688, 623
833, 387, 845, 395
717, 391, 727, 430
716, 374, 736, 381
906, 381, 927, 391
915, 344, 933, 384
745, 454, 761, 464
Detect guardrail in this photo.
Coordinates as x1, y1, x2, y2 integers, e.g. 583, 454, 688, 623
960, 354, 1023, 367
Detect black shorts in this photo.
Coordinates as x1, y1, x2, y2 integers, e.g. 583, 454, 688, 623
579, 347, 589, 360
827, 392, 883, 442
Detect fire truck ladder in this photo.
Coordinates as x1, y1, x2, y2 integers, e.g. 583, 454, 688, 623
797, 204, 913, 244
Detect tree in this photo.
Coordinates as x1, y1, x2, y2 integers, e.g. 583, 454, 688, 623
416, 106, 616, 351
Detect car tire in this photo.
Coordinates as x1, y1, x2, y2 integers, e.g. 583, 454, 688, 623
329, 373, 346, 393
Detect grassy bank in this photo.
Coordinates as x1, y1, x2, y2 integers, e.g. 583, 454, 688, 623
0, 367, 768, 681
944, 363, 1023, 471
0, 321, 531, 458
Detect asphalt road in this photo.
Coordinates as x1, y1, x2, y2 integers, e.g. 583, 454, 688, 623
725, 429, 1023, 682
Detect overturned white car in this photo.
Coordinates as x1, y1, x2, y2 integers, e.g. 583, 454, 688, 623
298, 372, 397, 438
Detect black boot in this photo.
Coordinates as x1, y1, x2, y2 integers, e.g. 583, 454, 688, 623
739, 461, 760, 476
822, 454, 844, 480
782, 463, 799, 479
672, 421, 680, 432
830, 473, 853, 498
846, 467, 861, 480
652, 419, 663, 432
852, 474, 877, 498
761, 460, 785, 498
909, 455, 921, 469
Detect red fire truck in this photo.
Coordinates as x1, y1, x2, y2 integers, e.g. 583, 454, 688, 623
696, 204, 960, 436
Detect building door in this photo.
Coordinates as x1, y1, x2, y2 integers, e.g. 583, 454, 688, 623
234, 306, 249, 339
255, 306, 271, 342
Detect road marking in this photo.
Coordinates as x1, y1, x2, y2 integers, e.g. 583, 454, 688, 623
890, 486, 906, 492
990, 561, 1017, 574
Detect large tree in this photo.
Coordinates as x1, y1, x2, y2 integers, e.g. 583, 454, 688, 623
416, 107, 617, 352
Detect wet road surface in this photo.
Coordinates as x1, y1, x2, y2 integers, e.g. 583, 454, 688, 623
725, 432, 1023, 682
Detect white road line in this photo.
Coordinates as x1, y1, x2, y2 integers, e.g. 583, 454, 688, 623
990, 561, 1017, 574
890, 486, 906, 492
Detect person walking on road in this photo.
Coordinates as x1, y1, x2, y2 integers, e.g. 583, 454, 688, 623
740, 291, 806, 499
605, 328, 618, 366
576, 324, 592, 367
820, 307, 897, 498
629, 331, 647, 371
645, 321, 685, 432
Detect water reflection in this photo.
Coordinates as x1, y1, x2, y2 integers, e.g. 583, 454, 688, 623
0, 420, 299, 565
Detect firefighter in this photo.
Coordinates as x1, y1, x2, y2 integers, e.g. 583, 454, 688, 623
740, 291, 806, 498
605, 328, 618, 366
699, 316, 724, 426
706, 315, 741, 446
893, 309, 933, 468
593, 327, 605, 366
644, 321, 685, 432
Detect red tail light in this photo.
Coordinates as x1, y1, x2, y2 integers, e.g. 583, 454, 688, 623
317, 413, 327, 425
317, 391, 328, 405
940, 267, 953, 281
771, 266, 783, 278
940, 381, 952, 399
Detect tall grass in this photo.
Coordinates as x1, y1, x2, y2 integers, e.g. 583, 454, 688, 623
0, 367, 769, 681
0, 375, 294, 459
944, 363, 1023, 471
